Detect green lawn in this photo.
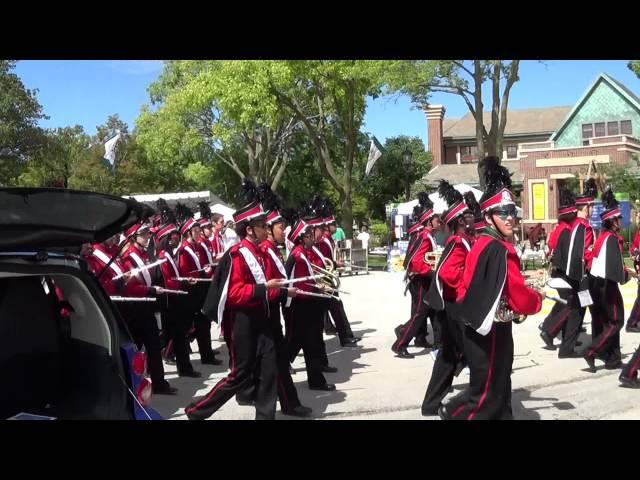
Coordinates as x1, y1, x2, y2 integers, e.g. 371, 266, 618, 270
368, 255, 387, 268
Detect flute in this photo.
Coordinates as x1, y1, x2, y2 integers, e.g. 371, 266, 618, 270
110, 296, 157, 302
277, 275, 325, 285
113, 258, 167, 280
172, 277, 213, 283
158, 289, 189, 295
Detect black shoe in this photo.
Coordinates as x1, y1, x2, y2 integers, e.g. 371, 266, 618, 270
152, 382, 178, 395
558, 351, 581, 359
309, 383, 336, 391
395, 348, 414, 359
201, 357, 223, 365
414, 337, 433, 349
605, 360, 623, 370
619, 375, 640, 388
351, 336, 362, 342
282, 405, 313, 417
340, 339, 359, 347
236, 398, 255, 406
178, 370, 202, 378
438, 404, 451, 420
540, 331, 555, 349
321, 365, 338, 373
185, 406, 206, 420
580, 327, 587, 333
575, 341, 583, 347
583, 353, 597, 372
289, 366, 296, 375
394, 325, 404, 340
626, 326, 640, 333
421, 406, 440, 416
324, 326, 338, 336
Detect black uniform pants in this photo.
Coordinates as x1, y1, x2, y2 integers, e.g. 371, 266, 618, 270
328, 297, 354, 342
626, 283, 640, 329
193, 283, 215, 360
287, 297, 329, 388
584, 278, 623, 366
162, 296, 195, 375
394, 275, 436, 350
236, 301, 302, 412
445, 322, 513, 421
422, 307, 465, 413
186, 308, 277, 420
621, 345, 640, 380
118, 303, 167, 388
541, 287, 573, 339
555, 278, 588, 357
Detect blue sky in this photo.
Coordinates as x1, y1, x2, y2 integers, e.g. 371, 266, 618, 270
14, 60, 640, 145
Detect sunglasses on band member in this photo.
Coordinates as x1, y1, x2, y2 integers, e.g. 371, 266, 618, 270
491, 205, 517, 220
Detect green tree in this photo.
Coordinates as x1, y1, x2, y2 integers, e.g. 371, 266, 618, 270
0, 60, 48, 185
384, 60, 521, 188
360, 136, 431, 220
629, 61, 640, 77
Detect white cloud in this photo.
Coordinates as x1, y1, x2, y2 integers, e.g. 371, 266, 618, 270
109, 60, 164, 75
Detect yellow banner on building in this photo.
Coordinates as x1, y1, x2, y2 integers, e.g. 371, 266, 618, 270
532, 183, 546, 220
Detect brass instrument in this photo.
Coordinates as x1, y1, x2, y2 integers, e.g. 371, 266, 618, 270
309, 263, 349, 297
424, 248, 444, 268
495, 296, 526, 324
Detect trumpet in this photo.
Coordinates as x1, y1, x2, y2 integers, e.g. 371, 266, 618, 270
424, 249, 443, 268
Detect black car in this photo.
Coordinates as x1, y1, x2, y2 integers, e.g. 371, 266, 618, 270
0, 188, 162, 420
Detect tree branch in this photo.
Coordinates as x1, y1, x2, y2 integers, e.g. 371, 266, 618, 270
452, 60, 474, 79
213, 150, 245, 178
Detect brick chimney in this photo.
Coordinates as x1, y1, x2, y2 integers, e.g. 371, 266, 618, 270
424, 105, 446, 167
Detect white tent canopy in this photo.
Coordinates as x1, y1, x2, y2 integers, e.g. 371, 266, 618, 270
210, 204, 235, 223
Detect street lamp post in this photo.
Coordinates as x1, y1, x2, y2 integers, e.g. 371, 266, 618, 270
402, 149, 413, 202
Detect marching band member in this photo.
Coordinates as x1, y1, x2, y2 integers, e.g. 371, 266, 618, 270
186, 180, 286, 420
440, 158, 543, 420
625, 229, 640, 333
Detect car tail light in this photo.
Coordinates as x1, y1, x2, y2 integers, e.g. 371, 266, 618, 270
136, 378, 153, 406
132, 351, 147, 377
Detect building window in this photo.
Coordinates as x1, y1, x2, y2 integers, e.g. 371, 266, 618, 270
470, 145, 478, 156
506, 145, 518, 158
594, 122, 606, 137
607, 122, 619, 136
621, 120, 633, 135
460, 146, 471, 156
582, 124, 593, 139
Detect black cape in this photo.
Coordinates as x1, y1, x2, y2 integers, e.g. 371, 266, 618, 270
450, 239, 508, 334
403, 232, 421, 270
591, 234, 627, 284
425, 239, 456, 312
201, 250, 233, 323
565, 223, 586, 282
551, 227, 571, 279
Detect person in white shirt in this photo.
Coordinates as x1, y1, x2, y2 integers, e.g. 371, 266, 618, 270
356, 225, 370, 251
222, 220, 240, 250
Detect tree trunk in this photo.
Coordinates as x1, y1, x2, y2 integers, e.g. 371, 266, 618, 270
473, 60, 488, 189
341, 193, 353, 239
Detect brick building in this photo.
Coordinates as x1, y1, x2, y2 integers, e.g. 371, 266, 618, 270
421, 73, 640, 232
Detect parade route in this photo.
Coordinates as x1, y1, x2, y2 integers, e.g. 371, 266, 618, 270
150, 271, 640, 420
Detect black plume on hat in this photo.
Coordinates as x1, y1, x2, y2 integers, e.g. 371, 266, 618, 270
583, 178, 598, 199
298, 198, 319, 221
464, 191, 482, 220
258, 182, 280, 212
174, 202, 194, 225
417, 191, 433, 211
241, 178, 260, 205
198, 201, 212, 220
601, 186, 618, 211
280, 207, 299, 227
437, 179, 463, 207
558, 185, 576, 209
157, 198, 176, 225
411, 204, 423, 222
481, 156, 512, 203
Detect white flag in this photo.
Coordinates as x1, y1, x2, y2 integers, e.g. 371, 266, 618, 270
365, 136, 384, 177
104, 133, 121, 167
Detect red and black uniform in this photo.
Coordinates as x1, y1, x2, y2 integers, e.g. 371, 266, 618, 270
156, 248, 198, 376
314, 236, 357, 345
626, 231, 640, 331
393, 227, 438, 353
585, 229, 629, 368
187, 238, 279, 420
540, 219, 575, 346
285, 243, 332, 389
177, 239, 216, 362
556, 216, 595, 356
444, 230, 542, 420
197, 237, 215, 275
119, 243, 171, 391
210, 232, 225, 258
422, 233, 473, 413
86, 243, 128, 296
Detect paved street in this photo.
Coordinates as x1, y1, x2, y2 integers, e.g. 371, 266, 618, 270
151, 271, 640, 420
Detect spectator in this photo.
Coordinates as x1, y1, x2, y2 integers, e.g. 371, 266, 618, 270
222, 220, 240, 250
357, 224, 370, 251
332, 224, 346, 243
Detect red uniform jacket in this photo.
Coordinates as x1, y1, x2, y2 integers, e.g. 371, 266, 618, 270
573, 216, 595, 270
630, 231, 640, 257
286, 244, 324, 294
260, 239, 287, 281
225, 238, 280, 309
591, 229, 628, 284
438, 234, 473, 301
547, 220, 571, 258
120, 243, 156, 297
197, 237, 215, 268
456, 233, 542, 335
409, 228, 436, 277
317, 233, 336, 263
177, 240, 210, 279
157, 248, 186, 291
86, 243, 129, 296
210, 232, 225, 257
